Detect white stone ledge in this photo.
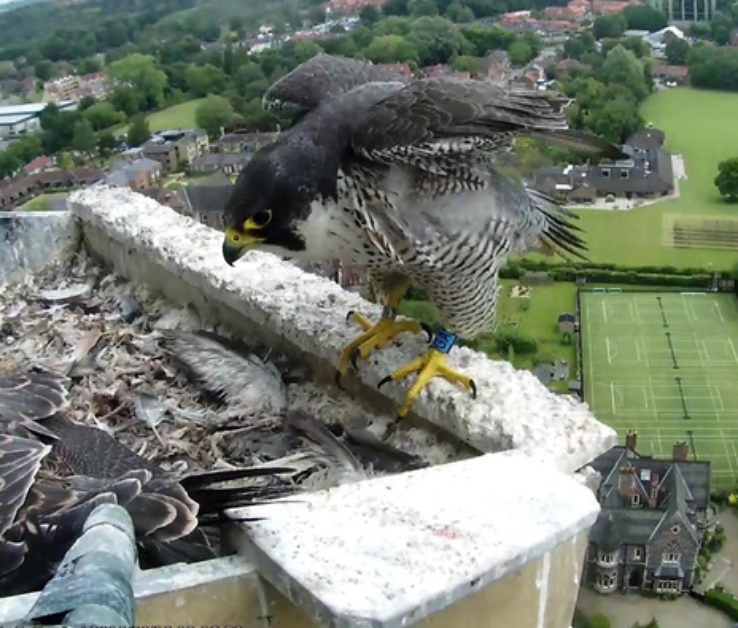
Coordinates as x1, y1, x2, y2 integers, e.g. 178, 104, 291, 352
228, 451, 599, 627
69, 185, 616, 473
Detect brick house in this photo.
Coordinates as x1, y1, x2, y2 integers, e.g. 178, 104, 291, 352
584, 432, 710, 596
106, 158, 161, 191
191, 153, 251, 176
23, 156, 54, 176
211, 132, 278, 155
0, 167, 104, 209
142, 129, 209, 174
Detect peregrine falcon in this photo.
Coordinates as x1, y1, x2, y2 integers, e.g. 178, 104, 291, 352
221, 54, 624, 419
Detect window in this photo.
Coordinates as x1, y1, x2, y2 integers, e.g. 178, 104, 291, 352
599, 551, 616, 564
598, 573, 616, 588
663, 552, 681, 563
656, 580, 680, 593
631, 494, 641, 506
601, 168, 611, 178
620, 169, 629, 179
633, 548, 642, 560
671, 524, 681, 535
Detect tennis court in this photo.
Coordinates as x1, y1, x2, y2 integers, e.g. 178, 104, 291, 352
581, 290, 738, 489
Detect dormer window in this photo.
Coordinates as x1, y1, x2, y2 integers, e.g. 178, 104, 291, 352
601, 168, 611, 178
620, 169, 629, 179
631, 494, 641, 506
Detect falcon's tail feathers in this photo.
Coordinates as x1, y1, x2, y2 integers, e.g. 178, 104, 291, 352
524, 128, 628, 160
527, 188, 589, 262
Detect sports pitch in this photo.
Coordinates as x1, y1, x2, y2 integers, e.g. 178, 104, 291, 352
581, 291, 738, 489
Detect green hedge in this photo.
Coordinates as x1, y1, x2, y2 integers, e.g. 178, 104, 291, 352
705, 588, 738, 620
515, 258, 715, 276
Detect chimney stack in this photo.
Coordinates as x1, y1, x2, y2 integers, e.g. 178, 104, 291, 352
625, 429, 638, 452
649, 473, 660, 508
673, 442, 689, 462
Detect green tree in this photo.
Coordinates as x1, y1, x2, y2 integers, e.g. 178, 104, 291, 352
195, 95, 234, 139
58, 151, 74, 170
365, 35, 419, 63
593, 14, 627, 40
71, 118, 97, 156
446, 1, 474, 21
665, 38, 690, 65
622, 4, 667, 31
454, 55, 481, 73
108, 53, 168, 109
34, 59, 55, 81
185, 64, 228, 97
97, 131, 118, 158
715, 157, 738, 202
508, 39, 533, 66
77, 56, 102, 74
408, 0, 438, 17
600, 44, 649, 103
127, 113, 150, 148
410, 16, 472, 66
84, 101, 124, 131
359, 5, 381, 24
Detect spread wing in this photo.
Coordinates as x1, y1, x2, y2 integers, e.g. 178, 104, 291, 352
0, 434, 50, 535
0, 370, 70, 440
350, 77, 625, 165
263, 53, 410, 122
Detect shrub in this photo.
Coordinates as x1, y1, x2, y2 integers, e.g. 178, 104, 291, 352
494, 329, 538, 355
705, 587, 738, 620
590, 613, 611, 628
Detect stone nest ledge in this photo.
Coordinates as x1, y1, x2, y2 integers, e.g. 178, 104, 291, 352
69, 185, 615, 474
48, 185, 618, 626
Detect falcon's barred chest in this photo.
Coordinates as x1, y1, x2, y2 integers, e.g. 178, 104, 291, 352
303, 162, 509, 339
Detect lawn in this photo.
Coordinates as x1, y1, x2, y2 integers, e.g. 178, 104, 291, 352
400, 279, 578, 392
114, 99, 206, 136
528, 88, 738, 270
16, 192, 69, 211
581, 290, 738, 489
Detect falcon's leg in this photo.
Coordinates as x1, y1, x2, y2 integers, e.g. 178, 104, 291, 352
337, 280, 431, 374
378, 329, 477, 418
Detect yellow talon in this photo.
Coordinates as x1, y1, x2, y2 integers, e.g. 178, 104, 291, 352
378, 348, 477, 418
337, 312, 429, 374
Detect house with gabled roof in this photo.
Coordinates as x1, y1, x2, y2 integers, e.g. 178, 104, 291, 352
584, 431, 711, 596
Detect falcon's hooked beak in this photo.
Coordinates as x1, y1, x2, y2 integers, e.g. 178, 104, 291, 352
222, 224, 265, 266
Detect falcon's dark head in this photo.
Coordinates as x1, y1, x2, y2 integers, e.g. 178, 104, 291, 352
221, 139, 337, 266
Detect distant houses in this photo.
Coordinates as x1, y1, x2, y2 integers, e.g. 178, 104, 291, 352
530, 127, 675, 204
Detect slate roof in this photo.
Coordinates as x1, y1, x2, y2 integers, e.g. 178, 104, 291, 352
588, 445, 710, 550
180, 171, 233, 215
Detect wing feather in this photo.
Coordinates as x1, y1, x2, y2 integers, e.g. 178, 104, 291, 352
0, 434, 50, 535
350, 77, 625, 162
263, 53, 410, 121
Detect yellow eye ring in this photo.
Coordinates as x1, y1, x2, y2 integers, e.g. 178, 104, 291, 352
250, 209, 272, 228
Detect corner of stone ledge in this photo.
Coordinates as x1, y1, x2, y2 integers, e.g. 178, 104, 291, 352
228, 451, 600, 627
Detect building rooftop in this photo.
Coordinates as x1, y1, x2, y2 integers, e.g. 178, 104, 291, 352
0, 101, 75, 117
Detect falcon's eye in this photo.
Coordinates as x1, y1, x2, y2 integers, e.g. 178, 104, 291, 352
248, 210, 272, 229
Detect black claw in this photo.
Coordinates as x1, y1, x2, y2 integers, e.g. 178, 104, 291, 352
334, 370, 346, 391
377, 375, 392, 389
346, 310, 355, 323
470, 379, 477, 400
350, 348, 361, 371
420, 323, 433, 343
384, 421, 398, 439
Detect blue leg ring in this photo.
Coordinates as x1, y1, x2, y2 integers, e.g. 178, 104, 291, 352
431, 329, 457, 354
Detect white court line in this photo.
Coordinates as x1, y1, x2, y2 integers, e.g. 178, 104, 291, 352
636, 338, 643, 362
685, 300, 697, 325
602, 301, 608, 324
722, 430, 737, 478
633, 298, 643, 325
610, 381, 617, 415
642, 385, 649, 410
698, 339, 708, 368
715, 302, 726, 323
714, 385, 726, 412
606, 337, 613, 364
728, 338, 738, 365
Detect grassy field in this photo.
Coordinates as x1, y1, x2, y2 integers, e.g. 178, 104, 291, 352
16, 192, 68, 211
581, 290, 738, 489
532, 88, 738, 270
114, 99, 206, 136
400, 279, 578, 391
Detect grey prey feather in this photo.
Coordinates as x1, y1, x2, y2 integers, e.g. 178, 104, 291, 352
158, 331, 287, 420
